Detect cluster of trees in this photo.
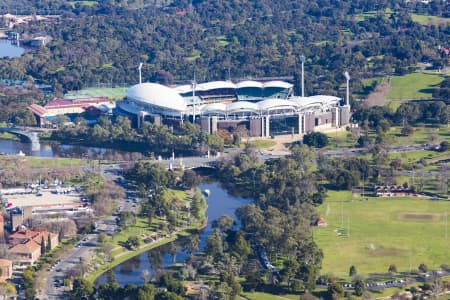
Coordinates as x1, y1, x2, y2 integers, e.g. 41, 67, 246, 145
125, 161, 205, 233
71, 276, 187, 300
213, 146, 324, 293
0, 0, 448, 119
433, 77, 450, 101
50, 116, 224, 156
303, 132, 329, 148
318, 157, 371, 190
353, 101, 448, 131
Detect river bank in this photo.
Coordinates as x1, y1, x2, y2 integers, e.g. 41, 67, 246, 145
87, 187, 208, 284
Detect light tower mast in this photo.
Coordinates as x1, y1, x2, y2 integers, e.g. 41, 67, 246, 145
138, 63, 143, 84
344, 71, 350, 106
300, 55, 305, 97
192, 72, 197, 123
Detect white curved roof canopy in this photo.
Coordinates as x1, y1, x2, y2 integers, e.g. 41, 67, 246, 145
173, 84, 196, 94
263, 81, 293, 89
235, 80, 264, 89
308, 95, 341, 104
197, 81, 236, 90
258, 99, 300, 111
126, 83, 186, 112
227, 101, 259, 113
200, 103, 227, 114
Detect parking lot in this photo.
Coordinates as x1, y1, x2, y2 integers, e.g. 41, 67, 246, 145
4, 189, 83, 209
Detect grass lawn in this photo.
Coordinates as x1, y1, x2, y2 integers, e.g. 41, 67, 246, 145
387, 125, 450, 146
387, 73, 445, 101
315, 191, 450, 278
67, 1, 98, 8
248, 139, 277, 149
83, 87, 127, 100
242, 292, 300, 300
24, 157, 84, 167
410, 13, 450, 25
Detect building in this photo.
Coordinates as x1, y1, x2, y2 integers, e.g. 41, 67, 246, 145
0, 259, 13, 282
9, 207, 32, 231
8, 227, 59, 266
118, 80, 350, 137
29, 97, 113, 127
29, 36, 49, 47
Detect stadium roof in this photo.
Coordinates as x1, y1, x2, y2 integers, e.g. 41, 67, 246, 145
263, 81, 293, 89
235, 80, 264, 89
200, 103, 227, 114
227, 101, 259, 113
258, 99, 300, 111
197, 80, 236, 91
126, 83, 186, 112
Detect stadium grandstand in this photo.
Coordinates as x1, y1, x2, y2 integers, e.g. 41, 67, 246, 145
118, 80, 350, 137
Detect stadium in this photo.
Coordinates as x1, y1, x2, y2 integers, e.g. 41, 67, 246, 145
117, 80, 350, 137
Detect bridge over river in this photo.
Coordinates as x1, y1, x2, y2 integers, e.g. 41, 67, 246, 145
0, 127, 40, 151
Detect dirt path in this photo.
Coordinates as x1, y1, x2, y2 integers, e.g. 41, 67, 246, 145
364, 76, 391, 106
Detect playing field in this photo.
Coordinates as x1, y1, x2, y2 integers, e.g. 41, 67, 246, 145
79, 87, 127, 100
315, 191, 450, 277
387, 73, 445, 101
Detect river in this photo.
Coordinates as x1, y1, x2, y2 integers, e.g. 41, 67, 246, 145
0, 39, 25, 58
0, 139, 142, 159
95, 181, 251, 286
0, 138, 250, 286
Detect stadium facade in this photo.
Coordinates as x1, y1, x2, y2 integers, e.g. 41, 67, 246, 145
117, 80, 350, 137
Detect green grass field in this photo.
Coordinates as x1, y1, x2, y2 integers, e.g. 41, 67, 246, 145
67, 1, 98, 8
65, 87, 127, 100
315, 191, 450, 278
387, 73, 445, 101
410, 13, 450, 25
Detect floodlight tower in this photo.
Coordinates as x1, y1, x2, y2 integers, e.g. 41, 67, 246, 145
138, 63, 143, 84
344, 71, 350, 106
192, 72, 197, 123
300, 55, 306, 97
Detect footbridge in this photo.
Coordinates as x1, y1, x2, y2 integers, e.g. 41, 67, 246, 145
0, 127, 40, 151
157, 155, 220, 170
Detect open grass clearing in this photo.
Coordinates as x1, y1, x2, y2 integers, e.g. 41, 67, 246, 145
74, 87, 127, 100
242, 291, 300, 300
315, 191, 450, 278
248, 139, 277, 149
387, 72, 445, 101
67, 1, 98, 8
410, 13, 450, 25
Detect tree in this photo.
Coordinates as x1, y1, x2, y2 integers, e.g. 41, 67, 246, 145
353, 278, 365, 296
328, 281, 344, 300
126, 236, 140, 250
349, 265, 357, 277
439, 141, 449, 152
70, 278, 94, 300
182, 169, 199, 189
40, 236, 46, 255
303, 132, 329, 148
418, 263, 428, 273
401, 124, 415, 136
388, 264, 397, 274
47, 234, 52, 251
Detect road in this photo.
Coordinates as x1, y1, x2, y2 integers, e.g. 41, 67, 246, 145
39, 166, 133, 300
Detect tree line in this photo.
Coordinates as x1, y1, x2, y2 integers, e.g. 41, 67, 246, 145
50, 116, 224, 156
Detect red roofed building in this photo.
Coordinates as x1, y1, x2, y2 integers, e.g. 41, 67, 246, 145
8, 227, 59, 265
8, 239, 41, 265
28, 97, 112, 127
